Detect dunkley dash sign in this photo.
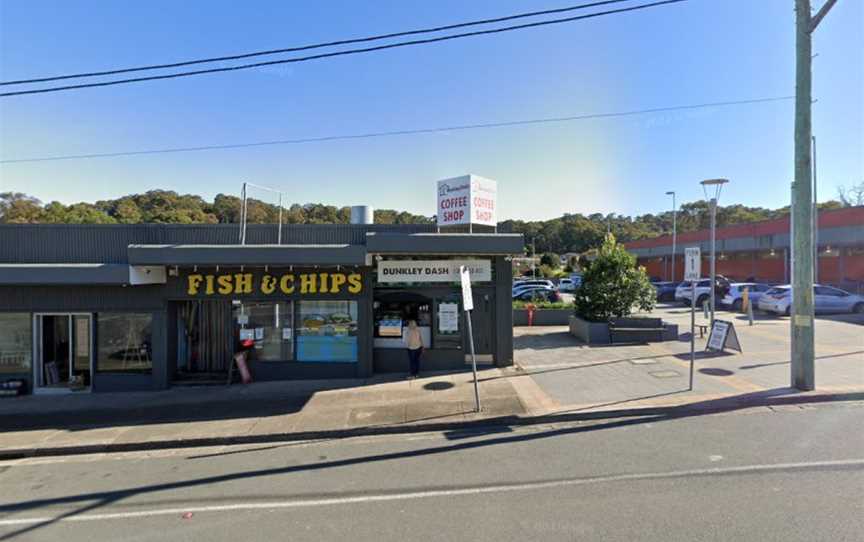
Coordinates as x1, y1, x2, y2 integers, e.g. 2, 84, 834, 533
436, 174, 497, 227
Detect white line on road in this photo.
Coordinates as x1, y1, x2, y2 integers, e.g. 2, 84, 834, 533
2, 458, 862, 527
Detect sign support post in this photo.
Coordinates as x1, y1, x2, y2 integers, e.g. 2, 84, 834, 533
684, 247, 701, 391
460, 266, 481, 413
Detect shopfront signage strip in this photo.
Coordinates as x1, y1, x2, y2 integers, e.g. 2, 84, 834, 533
377, 260, 491, 283
186, 272, 362, 296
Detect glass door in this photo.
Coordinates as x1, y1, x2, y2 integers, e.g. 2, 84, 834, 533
34, 313, 92, 392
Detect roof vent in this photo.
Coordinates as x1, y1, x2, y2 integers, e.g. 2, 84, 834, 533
350, 205, 374, 225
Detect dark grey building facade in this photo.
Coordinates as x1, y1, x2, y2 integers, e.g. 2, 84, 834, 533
0, 224, 523, 395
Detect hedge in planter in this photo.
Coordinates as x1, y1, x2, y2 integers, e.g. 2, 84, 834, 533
574, 233, 656, 322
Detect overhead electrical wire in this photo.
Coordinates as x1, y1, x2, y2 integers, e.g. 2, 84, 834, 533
0, 96, 794, 164
0, 0, 644, 86
0, 0, 687, 97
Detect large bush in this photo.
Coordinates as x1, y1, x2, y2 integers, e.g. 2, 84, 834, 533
574, 234, 656, 321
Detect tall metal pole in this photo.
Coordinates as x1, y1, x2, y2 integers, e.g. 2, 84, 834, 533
709, 197, 717, 326
239, 182, 248, 245
667, 191, 677, 282
277, 193, 283, 245
812, 135, 818, 284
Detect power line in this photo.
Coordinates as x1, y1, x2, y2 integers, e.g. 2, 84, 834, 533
0, 0, 687, 98
0, 0, 639, 86
0, 96, 793, 164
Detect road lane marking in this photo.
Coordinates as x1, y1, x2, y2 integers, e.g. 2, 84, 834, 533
2, 458, 862, 527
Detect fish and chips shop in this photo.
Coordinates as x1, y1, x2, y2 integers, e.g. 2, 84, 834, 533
0, 179, 522, 395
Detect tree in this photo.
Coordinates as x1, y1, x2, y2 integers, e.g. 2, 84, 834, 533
837, 181, 864, 207
574, 234, 656, 321
0, 192, 45, 223
540, 252, 560, 268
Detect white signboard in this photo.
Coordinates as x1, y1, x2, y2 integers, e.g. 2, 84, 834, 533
460, 266, 474, 311
684, 247, 701, 281
436, 174, 498, 227
377, 260, 491, 283
438, 303, 459, 333
706, 319, 742, 353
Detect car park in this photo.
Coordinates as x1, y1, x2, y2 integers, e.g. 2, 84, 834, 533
722, 283, 771, 310
757, 284, 864, 316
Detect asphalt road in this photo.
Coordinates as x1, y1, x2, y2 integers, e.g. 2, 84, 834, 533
1, 402, 862, 541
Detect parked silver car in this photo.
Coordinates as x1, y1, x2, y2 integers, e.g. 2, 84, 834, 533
722, 283, 771, 311
757, 284, 864, 316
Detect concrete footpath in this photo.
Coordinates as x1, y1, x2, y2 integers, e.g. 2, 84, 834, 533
2, 356, 862, 460
0, 369, 540, 459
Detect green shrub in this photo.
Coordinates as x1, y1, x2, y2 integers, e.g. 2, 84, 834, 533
573, 233, 656, 321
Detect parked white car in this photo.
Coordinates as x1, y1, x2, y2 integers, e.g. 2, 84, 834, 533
757, 284, 864, 316
558, 278, 576, 292
722, 283, 771, 311
513, 279, 555, 294
674, 279, 713, 306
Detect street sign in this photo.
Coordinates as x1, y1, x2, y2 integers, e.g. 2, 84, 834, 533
684, 247, 701, 281
706, 319, 742, 353
459, 265, 480, 412
460, 266, 474, 311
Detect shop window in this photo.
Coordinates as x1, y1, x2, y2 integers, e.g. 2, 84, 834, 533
234, 301, 293, 362
373, 295, 432, 349
297, 301, 358, 362
0, 313, 32, 374
97, 313, 153, 374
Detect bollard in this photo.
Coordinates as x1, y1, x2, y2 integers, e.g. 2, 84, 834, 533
703, 298, 710, 319
526, 303, 536, 327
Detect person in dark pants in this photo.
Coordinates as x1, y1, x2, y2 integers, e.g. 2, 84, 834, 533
406, 319, 423, 378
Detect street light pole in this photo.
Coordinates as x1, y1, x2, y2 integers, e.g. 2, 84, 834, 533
666, 191, 677, 282
701, 179, 729, 328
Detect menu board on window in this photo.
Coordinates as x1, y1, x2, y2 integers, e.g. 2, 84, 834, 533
378, 319, 403, 337
438, 303, 459, 333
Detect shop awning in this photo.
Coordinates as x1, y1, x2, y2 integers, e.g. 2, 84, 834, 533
365, 233, 524, 255
127, 244, 367, 266
0, 264, 166, 285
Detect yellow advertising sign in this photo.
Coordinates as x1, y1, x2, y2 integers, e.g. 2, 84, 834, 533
186, 272, 362, 296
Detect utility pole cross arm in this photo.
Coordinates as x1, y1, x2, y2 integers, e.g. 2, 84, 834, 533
809, 0, 839, 33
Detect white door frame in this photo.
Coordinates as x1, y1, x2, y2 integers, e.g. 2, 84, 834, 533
32, 312, 94, 393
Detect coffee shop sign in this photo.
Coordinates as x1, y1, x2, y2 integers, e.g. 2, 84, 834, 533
437, 174, 497, 227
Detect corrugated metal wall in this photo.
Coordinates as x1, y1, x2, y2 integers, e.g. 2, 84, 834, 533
0, 223, 445, 264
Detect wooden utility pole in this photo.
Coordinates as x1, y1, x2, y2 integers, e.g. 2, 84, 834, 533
792, 0, 837, 391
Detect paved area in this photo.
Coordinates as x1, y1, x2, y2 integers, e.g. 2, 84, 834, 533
515, 304, 863, 411
1, 401, 862, 541
0, 369, 533, 456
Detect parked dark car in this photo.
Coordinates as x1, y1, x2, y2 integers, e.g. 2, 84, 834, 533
514, 288, 561, 303
651, 281, 679, 302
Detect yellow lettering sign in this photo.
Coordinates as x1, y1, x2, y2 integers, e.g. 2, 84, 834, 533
185, 272, 362, 296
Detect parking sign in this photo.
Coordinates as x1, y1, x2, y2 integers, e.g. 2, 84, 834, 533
684, 247, 701, 281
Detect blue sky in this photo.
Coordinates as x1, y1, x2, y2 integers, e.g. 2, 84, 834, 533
0, 0, 861, 221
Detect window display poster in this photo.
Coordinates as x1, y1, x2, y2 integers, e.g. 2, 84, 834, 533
282, 327, 292, 340
379, 318, 403, 337
439, 303, 459, 333
254, 327, 264, 340
239, 329, 254, 341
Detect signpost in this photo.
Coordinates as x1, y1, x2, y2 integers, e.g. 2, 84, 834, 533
460, 265, 481, 412
684, 247, 701, 390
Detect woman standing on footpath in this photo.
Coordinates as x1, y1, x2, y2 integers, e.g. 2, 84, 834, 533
406, 319, 423, 378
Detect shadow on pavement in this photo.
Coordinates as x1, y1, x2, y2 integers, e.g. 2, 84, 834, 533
1, 387, 862, 541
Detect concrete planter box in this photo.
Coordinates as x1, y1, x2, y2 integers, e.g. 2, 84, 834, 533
513, 309, 573, 326
568, 315, 611, 344
568, 315, 679, 344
